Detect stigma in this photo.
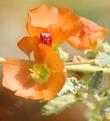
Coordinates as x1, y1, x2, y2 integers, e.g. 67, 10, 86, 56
40, 32, 53, 46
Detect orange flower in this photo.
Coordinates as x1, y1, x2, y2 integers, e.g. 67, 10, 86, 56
68, 17, 107, 50
17, 4, 82, 58
27, 4, 82, 41
2, 44, 67, 100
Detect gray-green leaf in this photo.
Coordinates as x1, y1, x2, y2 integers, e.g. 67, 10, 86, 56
58, 77, 87, 96
89, 71, 103, 94
41, 93, 76, 116
95, 52, 110, 68
58, 77, 77, 96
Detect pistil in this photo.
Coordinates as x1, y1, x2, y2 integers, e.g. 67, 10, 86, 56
40, 32, 53, 46
30, 64, 51, 84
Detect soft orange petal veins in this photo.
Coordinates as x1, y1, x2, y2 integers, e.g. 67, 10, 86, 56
68, 35, 90, 50
2, 59, 34, 91
28, 4, 58, 28
42, 71, 67, 100
68, 17, 108, 50
27, 4, 58, 37
2, 58, 30, 91
58, 7, 82, 32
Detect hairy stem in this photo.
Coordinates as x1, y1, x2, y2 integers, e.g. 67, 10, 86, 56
65, 64, 110, 74
65, 60, 95, 65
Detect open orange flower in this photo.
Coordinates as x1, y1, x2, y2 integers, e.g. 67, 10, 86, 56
17, 4, 83, 58
2, 44, 67, 100
68, 17, 107, 50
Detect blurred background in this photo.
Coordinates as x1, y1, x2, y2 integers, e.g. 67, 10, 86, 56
0, 0, 110, 121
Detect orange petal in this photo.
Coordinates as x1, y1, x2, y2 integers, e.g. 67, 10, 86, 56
27, 4, 58, 37
17, 36, 40, 56
2, 58, 30, 91
68, 17, 108, 50
34, 71, 67, 100
39, 44, 64, 72
27, 24, 47, 37
17, 36, 42, 63
2, 58, 44, 100
58, 7, 82, 32
47, 25, 72, 45
68, 36, 91, 50
44, 71, 67, 100
28, 4, 58, 28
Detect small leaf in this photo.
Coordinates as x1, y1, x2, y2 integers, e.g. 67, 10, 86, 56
58, 77, 87, 97
95, 52, 110, 67
41, 93, 76, 116
58, 77, 77, 96
89, 71, 103, 94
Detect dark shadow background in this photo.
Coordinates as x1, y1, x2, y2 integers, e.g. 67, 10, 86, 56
0, 88, 85, 121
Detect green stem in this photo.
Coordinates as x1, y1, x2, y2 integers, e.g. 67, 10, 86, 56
65, 60, 95, 65
0, 57, 6, 64
65, 64, 110, 74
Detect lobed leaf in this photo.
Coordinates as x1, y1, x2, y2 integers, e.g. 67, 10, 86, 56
41, 93, 76, 116
95, 52, 110, 68
58, 77, 87, 96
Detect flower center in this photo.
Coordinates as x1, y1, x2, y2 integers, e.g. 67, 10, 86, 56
40, 32, 53, 46
30, 64, 51, 84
